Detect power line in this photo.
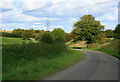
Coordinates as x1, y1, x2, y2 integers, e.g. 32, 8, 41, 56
23, 0, 71, 13
23, 0, 118, 14
22, 0, 71, 30
23, 1, 117, 18
4, 0, 118, 30
56, 1, 118, 13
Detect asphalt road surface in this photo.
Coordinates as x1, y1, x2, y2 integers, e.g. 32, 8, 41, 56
44, 49, 119, 80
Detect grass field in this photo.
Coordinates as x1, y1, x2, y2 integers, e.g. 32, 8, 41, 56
1, 37, 28, 44
3, 48, 85, 80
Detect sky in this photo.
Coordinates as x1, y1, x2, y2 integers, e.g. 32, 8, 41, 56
0, 0, 119, 33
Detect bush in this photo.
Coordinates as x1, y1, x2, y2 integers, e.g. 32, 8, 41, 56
40, 31, 54, 43
2, 41, 67, 58
52, 28, 66, 42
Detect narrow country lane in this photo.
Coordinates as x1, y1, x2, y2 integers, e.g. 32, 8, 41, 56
44, 49, 119, 80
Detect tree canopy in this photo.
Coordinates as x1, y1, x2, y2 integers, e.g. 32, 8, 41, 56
52, 28, 66, 42
40, 31, 53, 43
72, 15, 104, 43
22, 30, 34, 40
114, 24, 120, 39
12, 29, 24, 38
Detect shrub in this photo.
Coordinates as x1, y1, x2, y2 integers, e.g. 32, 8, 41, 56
2, 42, 67, 58
40, 31, 54, 43
52, 28, 66, 42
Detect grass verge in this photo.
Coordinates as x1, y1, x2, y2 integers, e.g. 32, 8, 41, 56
3, 48, 85, 80
83, 39, 120, 59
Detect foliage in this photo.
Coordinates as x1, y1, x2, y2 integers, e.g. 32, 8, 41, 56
22, 30, 34, 40
105, 29, 114, 38
35, 30, 45, 39
2, 27, 74, 80
95, 31, 106, 44
37, 28, 66, 43
99, 39, 120, 59
12, 29, 24, 38
72, 15, 104, 43
65, 33, 73, 42
9, 29, 45, 39
3, 46, 84, 80
34, 30, 44, 33
40, 31, 53, 43
1, 32, 18, 37
114, 24, 120, 39
84, 39, 120, 59
52, 28, 66, 42
3, 42, 66, 57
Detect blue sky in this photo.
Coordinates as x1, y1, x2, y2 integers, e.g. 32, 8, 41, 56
0, 0, 119, 33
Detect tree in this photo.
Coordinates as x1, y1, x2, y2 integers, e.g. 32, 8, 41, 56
65, 33, 73, 42
72, 15, 104, 43
51, 28, 66, 42
12, 29, 24, 38
95, 31, 106, 43
34, 30, 45, 39
22, 30, 34, 40
105, 29, 114, 38
40, 31, 53, 43
114, 24, 120, 39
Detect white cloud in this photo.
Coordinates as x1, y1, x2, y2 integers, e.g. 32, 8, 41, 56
96, 8, 118, 22
0, 0, 14, 9
34, 22, 41, 25
0, 0, 119, 32
1, 9, 41, 23
20, 0, 52, 11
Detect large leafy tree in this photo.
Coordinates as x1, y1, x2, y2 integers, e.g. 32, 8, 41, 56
72, 15, 104, 43
114, 24, 120, 39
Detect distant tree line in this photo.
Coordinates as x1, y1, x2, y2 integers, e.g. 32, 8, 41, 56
2, 29, 45, 40
1, 28, 73, 42
1, 15, 120, 43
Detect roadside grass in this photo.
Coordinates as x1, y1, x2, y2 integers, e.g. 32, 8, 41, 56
3, 43, 85, 80
1, 37, 28, 44
83, 39, 120, 59
98, 39, 120, 59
